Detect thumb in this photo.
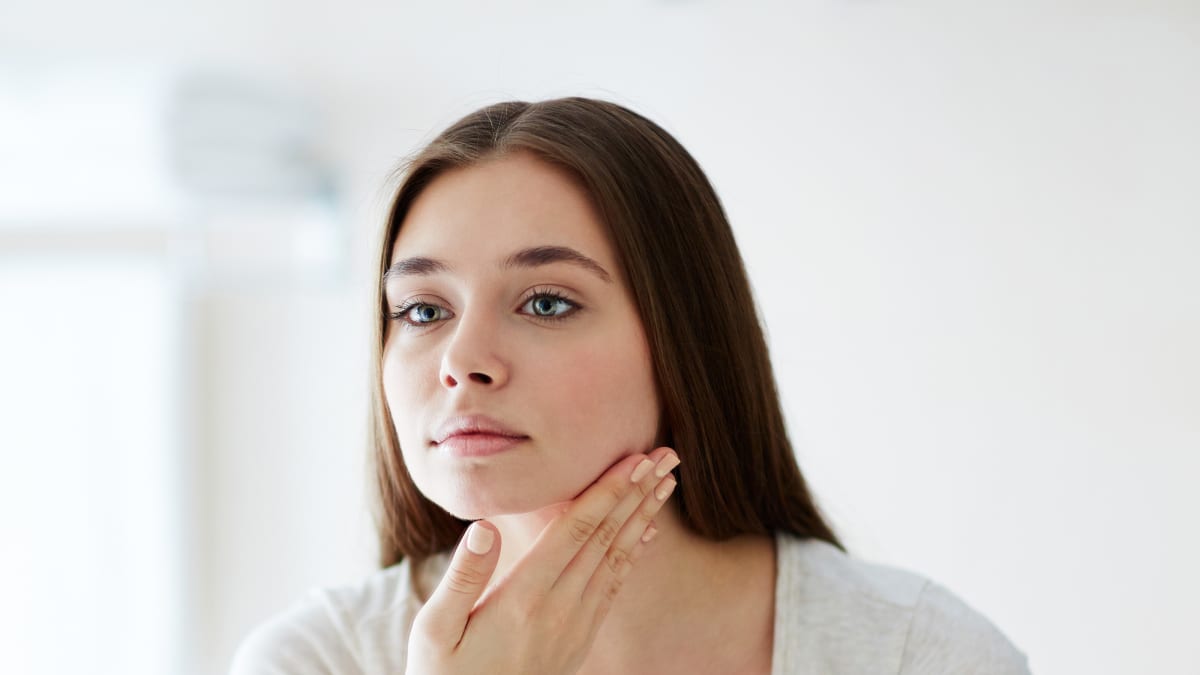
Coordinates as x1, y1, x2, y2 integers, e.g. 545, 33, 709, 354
418, 521, 501, 645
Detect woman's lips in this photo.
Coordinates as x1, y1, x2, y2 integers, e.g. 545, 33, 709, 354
436, 433, 528, 458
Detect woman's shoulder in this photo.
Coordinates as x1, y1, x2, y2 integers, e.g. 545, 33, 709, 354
773, 532, 1031, 674
228, 551, 452, 675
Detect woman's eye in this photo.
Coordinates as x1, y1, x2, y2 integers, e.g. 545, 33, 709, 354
389, 291, 580, 330
391, 302, 451, 327
520, 292, 579, 321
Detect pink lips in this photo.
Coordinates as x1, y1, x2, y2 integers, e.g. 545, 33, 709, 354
432, 414, 529, 458
437, 434, 528, 458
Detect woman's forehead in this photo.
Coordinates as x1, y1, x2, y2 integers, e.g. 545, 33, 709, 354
388, 154, 618, 274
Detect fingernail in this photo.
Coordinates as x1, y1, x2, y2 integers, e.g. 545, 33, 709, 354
631, 458, 655, 483
641, 525, 659, 543
655, 477, 677, 500
654, 454, 680, 478
467, 523, 494, 554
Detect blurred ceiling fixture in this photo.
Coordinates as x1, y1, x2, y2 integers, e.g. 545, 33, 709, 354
0, 63, 345, 286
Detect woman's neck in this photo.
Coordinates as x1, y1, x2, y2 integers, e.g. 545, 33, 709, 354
481, 502, 778, 675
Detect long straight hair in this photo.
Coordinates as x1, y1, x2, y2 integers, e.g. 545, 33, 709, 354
369, 97, 843, 569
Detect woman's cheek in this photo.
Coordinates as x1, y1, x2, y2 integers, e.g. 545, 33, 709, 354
587, 341, 659, 449
559, 365, 656, 476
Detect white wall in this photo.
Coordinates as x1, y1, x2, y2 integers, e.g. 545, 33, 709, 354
0, 255, 186, 674
2, 2, 1196, 674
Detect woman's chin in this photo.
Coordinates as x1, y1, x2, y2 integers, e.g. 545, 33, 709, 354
439, 491, 575, 521
415, 467, 597, 520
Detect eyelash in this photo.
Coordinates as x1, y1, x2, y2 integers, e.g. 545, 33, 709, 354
388, 288, 582, 331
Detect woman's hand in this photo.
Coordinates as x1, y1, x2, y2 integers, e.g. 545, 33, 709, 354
404, 446, 680, 675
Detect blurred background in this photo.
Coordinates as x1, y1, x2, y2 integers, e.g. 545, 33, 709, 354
1, 1, 1197, 673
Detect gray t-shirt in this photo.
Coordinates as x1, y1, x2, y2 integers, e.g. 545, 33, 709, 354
230, 531, 1031, 674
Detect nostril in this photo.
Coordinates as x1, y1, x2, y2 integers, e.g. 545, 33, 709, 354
469, 372, 493, 384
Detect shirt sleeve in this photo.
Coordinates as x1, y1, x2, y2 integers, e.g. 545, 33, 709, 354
898, 580, 1032, 674
228, 594, 365, 675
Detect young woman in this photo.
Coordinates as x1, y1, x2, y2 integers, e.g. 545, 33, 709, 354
231, 97, 1031, 674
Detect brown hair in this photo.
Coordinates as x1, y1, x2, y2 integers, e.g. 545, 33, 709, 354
368, 96, 844, 569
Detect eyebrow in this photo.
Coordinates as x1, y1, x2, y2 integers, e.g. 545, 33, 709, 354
383, 245, 613, 286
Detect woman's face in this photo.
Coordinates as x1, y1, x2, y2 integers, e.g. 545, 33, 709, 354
382, 151, 662, 520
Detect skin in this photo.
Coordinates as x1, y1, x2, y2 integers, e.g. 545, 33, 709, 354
382, 151, 776, 675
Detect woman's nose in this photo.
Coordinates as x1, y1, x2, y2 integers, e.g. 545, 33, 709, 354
438, 311, 509, 389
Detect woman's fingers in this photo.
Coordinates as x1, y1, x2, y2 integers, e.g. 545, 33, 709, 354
554, 447, 677, 600
414, 521, 502, 648
580, 469, 675, 623
503, 450, 670, 600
